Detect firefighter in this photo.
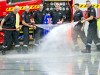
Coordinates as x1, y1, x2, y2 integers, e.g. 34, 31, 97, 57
22, 5, 35, 52
72, 3, 87, 50
81, 0, 100, 53
0, 6, 21, 55
33, 4, 47, 46
50, 2, 64, 24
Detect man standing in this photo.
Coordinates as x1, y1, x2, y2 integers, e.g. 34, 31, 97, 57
81, 0, 100, 53
22, 5, 35, 52
33, 4, 47, 46
72, 3, 87, 50
50, 2, 64, 24
0, 6, 21, 55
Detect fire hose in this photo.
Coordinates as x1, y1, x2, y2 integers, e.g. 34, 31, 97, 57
0, 23, 36, 44
0, 22, 78, 44
0, 28, 20, 44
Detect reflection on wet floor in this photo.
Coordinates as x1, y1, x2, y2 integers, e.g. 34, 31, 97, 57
0, 22, 90, 75
0, 47, 100, 75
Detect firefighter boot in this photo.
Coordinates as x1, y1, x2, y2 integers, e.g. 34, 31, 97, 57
81, 45, 91, 53
73, 45, 80, 51
96, 45, 100, 51
1, 46, 8, 55
15, 46, 21, 53
22, 45, 28, 53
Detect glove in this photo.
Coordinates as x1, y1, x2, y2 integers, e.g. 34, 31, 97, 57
57, 21, 63, 25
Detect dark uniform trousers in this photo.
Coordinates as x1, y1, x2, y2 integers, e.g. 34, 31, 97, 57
22, 26, 29, 45
86, 21, 100, 50
22, 11, 32, 46
34, 27, 43, 44
72, 23, 87, 46
3, 30, 19, 48
33, 10, 47, 44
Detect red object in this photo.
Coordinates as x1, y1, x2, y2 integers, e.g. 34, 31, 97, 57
67, 0, 73, 22
82, 10, 88, 19
0, 32, 4, 44
0, 0, 42, 43
0, 0, 42, 19
97, 0, 100, 18
67, 28, 73, 45
66, 0, 73, 44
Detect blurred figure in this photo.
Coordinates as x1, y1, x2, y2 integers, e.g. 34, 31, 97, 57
81, 0, 100, 53
43, 13, 52, 36
0, 6, 21, 55
33, 4, 47, 46
72, 3, 87, 50
50, 2, 64, 24
22, 5, 35, 52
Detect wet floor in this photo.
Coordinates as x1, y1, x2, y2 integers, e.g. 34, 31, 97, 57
0, 44, 100, 75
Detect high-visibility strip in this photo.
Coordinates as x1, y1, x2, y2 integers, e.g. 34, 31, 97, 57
30, 5, 40, 9
16, 13, 20, 31
20, 6, 25, 10
97, 18, 100, 30
73, 4, 100, 8
6, 5, 39, 12
79, 4, 87, 8
6, 7, 14, 11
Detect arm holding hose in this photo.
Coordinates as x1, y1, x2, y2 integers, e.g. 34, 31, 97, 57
22, 18, 36, 30
22, 19, 33, 28
30, 18, 36, 30
81, 16, 94, 23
